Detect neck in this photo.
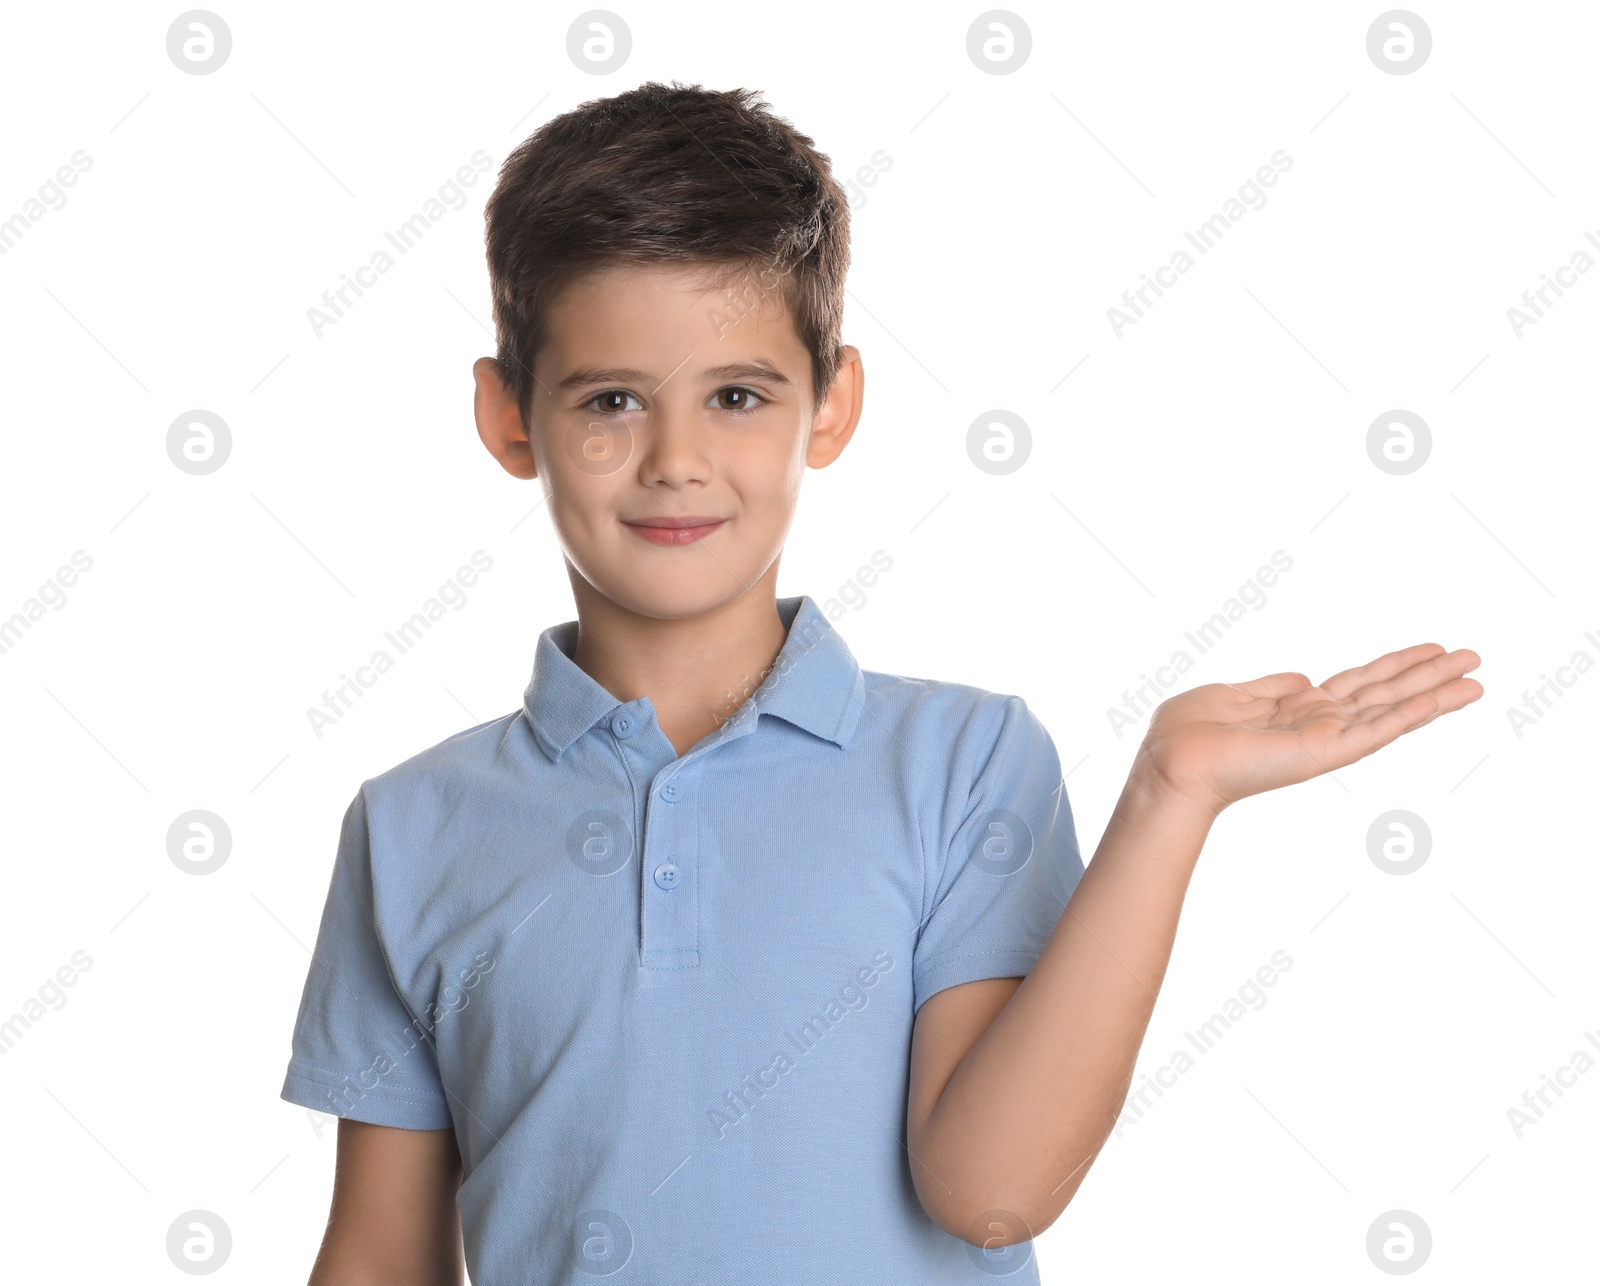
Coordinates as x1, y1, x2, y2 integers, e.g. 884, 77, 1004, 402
566, 566, 791, 756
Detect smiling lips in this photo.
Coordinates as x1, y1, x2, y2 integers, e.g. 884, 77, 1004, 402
622, 515, 726, 546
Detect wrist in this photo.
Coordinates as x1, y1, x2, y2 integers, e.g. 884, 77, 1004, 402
1124, 750, 1227, 829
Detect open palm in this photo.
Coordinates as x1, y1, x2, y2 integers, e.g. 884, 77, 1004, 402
1139, 643, 1484, 816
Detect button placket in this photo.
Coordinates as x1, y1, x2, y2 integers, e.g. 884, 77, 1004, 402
618, 715, 700, 972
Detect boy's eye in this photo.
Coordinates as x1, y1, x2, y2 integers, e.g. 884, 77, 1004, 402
587, 390, 643, 417
714, 386, 766, 414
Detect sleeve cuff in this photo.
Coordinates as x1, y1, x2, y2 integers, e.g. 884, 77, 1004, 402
280, 1064, 454, 1130
913, 943, 1044, 1014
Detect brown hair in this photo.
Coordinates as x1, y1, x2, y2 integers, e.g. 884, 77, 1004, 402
483, 81, 851, 424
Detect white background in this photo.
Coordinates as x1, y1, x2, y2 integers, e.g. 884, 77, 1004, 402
1, 0, 1594, 1280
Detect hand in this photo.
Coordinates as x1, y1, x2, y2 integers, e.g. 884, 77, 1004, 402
1134, 643, 1484, 817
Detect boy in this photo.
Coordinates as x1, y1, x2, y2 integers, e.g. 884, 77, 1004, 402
279, 82, 1482, 1283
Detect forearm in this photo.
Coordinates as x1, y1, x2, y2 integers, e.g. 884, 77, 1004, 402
914, 758, 1217, 1241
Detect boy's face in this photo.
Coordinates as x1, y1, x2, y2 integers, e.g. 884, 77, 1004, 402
474, 262, 862, 622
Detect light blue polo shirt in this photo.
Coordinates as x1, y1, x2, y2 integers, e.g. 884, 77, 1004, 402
281, 593, 1084, 1283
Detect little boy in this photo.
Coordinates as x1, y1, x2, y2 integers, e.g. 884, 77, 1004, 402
279, 82, 1481, 1284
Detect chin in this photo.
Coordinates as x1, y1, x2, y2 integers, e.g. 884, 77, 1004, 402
594, 573, 753, 622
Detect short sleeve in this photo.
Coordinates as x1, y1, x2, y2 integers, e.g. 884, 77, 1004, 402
913, 695, 1085, 1013
279, 786, 454, 1129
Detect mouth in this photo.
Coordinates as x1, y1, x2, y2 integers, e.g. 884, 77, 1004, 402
621, 516, 726, 546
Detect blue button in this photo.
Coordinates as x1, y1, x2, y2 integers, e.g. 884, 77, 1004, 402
653, 862, 680, 891
659, 781, 680, 803
611, 713, 635, 738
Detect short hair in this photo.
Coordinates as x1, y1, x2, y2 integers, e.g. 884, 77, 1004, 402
483, 81, 851, 424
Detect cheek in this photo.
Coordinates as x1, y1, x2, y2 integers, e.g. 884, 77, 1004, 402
541, 467, 620, 550
539, 415, 631, 481
787, 429, 814, 491
536, 419, 637, 511
771, 418, 812, 486
738, 435, 806, 515
551, 478, 612, 531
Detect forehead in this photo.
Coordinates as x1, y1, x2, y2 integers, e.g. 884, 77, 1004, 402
544, 260, 804, 360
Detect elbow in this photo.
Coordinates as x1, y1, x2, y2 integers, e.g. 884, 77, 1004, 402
909, 1126, 1082, 1247
927, 1193, 1060, 1250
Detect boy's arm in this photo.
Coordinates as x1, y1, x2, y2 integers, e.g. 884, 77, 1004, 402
307, 1120, 464, 1286
907, 646, 1481, 1245
906, 769, 1209, 1244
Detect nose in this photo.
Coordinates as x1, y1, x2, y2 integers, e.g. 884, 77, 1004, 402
637, 393, 712, 488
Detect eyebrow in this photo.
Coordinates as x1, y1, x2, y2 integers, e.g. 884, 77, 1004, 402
555, 359, 793, 392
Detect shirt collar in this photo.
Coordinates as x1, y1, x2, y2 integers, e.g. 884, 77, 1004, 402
521, 594, 865, 762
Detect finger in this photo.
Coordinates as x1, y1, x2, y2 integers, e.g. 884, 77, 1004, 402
1319, 643, 1446, 700
1416, 674, 1485, 717
1228, 672, 1311, 700
1353, 675, 1483, 749
1346, 648, 1482, 710
1354, 692, 1442, 752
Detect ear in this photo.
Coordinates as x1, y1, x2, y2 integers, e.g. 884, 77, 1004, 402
473, 356, 538, 479
806, 344, 864, 468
